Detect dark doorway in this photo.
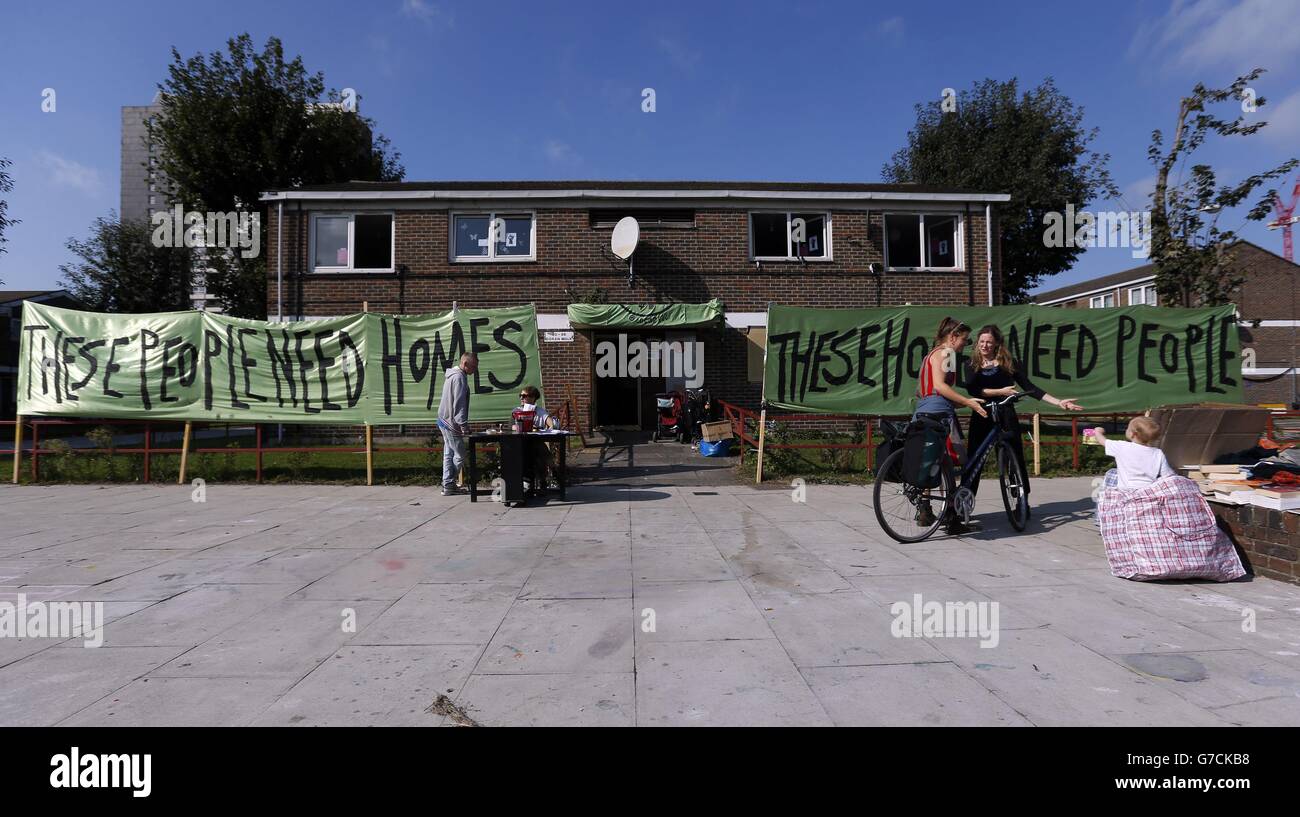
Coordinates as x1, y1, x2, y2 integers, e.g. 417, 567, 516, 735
593, 331, 667, 430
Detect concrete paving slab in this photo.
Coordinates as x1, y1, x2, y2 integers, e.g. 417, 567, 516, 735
456, 672, 635, 727
803, 664, 1032, 726
636, 639, 832, 726
1113, 649, 1300, 710
148, 599, 388, 680
759, 589, 950, 667
927, 627, 1227, 726
479, 598, 633, 674
352, 582, 519, 645
633, 547, 733, 583
634, 580, 772, 642
0, 645, 187, 726
58, 677, 291, 727
252, 645, 479, 726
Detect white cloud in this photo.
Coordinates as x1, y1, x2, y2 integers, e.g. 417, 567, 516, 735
35, 150, 101, 195
1117, 173, 1158, 212
875, 16, 905, 40
543, 140, 580, 165
656, 36, 701, 72
401, 0, 453, 27
1130, 0, 1300, 73
1259, 87, 1300, 145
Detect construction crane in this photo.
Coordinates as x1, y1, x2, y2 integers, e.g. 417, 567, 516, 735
1267, 178, 1300, 261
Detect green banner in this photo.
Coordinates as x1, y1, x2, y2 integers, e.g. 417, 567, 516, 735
763, 304, 1243, 414
17, 303, 541, 424
567, 299, 724, 329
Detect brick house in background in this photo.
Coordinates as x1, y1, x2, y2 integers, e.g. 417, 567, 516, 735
259, 181, 1008, 430
1031, 241, 1300, 408
1, 290, 82, 420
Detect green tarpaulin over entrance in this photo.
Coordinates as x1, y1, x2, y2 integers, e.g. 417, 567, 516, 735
567, 299, 724, 329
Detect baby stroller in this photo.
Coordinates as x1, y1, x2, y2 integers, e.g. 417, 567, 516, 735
653, 391, 686, 442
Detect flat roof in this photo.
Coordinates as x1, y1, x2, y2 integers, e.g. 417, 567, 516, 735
259, 179, 1011, 204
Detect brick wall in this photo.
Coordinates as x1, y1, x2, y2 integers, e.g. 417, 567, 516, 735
1213, 504, 1299, 585
264, 203, 999, 428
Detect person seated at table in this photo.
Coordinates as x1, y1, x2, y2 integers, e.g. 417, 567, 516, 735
516, 385, 555, 493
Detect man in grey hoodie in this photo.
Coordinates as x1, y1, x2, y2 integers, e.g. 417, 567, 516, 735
437, 353, 478, 496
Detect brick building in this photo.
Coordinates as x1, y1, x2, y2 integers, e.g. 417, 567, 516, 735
1031, 241, 1300, 407
260, 181, 1008, 430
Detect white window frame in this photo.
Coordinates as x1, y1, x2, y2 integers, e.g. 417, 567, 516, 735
450, 211, 537, 263
882, 212, 964, 271
309, 212, 396, 274
1128, 284, 1157, 306
748, 211, 833, 262
1089, 293, 1116, 308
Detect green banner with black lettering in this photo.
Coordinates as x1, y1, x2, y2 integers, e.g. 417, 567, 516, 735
762, 304, 1243, 414
16, 303, 541, 424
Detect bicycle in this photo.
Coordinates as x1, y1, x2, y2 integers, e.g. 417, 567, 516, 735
872, 392, 1029, 542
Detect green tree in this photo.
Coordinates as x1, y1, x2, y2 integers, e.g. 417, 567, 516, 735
883, 78, 1117, 303
148, 34, 404, 318
59, 215, 193, 313
1147, 68, 1297, 307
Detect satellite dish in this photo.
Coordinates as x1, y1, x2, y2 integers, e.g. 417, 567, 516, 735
611, 216, 640, 260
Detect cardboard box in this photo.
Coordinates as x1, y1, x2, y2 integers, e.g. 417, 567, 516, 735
1147, 404, 1271, 471
699, 421, 733, 442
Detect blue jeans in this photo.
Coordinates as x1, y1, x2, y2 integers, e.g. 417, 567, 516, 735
439, 422, 465, 489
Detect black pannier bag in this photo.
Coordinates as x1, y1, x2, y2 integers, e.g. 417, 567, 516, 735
902, 415, 949, 489
875, 420, 908, 481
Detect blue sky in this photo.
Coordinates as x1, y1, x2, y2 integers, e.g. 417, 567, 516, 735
1, 0, 1298, 295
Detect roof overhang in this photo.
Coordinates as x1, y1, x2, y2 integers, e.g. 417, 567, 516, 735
260, 187, 1011, 204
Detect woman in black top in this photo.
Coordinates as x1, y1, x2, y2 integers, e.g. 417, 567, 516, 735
963, 325, 1083, 502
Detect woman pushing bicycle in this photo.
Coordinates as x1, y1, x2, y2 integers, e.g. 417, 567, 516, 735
912, 317, 987, 534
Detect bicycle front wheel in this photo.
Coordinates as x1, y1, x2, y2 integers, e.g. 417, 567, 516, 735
873, 448, 953, 543
997, 442, 1029, 531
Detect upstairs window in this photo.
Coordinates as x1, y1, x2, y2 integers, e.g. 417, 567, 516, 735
749, 212, 831, 260
884, 213, 962, 270
452, 212, 536, 261
1128, 284, 1157, 306
1090, 293, 1116, 308
311, 213, 394, 272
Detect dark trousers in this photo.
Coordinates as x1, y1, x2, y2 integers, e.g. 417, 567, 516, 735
967, 409, 1032, 498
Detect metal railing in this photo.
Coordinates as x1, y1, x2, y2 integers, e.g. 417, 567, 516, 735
2, 399, 576, 484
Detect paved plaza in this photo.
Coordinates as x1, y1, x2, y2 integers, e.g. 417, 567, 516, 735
2, 466, 1300, 726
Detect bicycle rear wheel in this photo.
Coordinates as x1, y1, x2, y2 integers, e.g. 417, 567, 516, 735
997, 442, 1029, 531
873, 448, 954, 543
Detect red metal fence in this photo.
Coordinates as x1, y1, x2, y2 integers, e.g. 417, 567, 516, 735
716, 400, 1300, 474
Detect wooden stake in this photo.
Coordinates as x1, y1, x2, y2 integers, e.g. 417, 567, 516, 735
363, 301, 373, 486
1032, 413, 1041, 477
178, 421, 193, 484
755, 408, 768, 484
365, 424, 374, 486
11, 415, 22, 484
